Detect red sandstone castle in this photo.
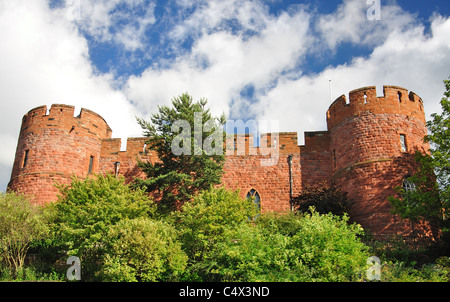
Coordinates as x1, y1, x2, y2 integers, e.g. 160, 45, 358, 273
8, 85, 429, 237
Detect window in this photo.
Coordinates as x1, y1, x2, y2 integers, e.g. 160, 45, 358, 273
22, 150, 29, 168
400, 134, 407, 152
88, 156, 94, 174
246, 189, 261, 219
402, 178, 416, 192
333, 149, 336, 168
398, 91, 402, 103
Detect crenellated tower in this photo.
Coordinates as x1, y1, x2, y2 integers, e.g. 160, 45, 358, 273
326, 85, 429, 236
8, 104, 112, 205
7, 85, 432, 237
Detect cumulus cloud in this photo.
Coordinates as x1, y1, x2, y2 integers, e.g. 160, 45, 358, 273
0, 0, 142, 190
61, 0, 157, 51
125, 0, 312, 120
0, 0, 449, 191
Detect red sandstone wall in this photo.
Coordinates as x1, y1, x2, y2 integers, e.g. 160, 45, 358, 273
221, 132, 302, 213
8, 85, 430, 237
8, 104, 112, 205
327, 85, 429, 236
99, 137, 159, 183
299, 131, 332, 187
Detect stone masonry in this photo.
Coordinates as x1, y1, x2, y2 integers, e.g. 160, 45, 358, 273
8, 85, 430, 236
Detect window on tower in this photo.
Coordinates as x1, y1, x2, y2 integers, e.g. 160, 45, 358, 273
400, 134, 407, 152
22, 150, 29, 168
88, 156, 94, 174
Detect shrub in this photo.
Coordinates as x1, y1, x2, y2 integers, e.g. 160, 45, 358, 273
291, 182, 353, 217
99, 218, 187, 282
47, 174, 156, 280
0, 192, 48, 276
211, 210, 370, 282
174, 187, 257, 262
287, 209, 369, 281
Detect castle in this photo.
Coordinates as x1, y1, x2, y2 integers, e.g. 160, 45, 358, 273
8, 85, 430, 237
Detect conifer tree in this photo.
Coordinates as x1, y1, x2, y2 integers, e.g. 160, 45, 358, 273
135, 93, 226, 212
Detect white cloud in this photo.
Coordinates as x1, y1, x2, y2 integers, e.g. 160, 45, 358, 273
0, 0, 142, 190
0, 0, 449, 193
125, 1, 312, 120
61, 0, 156, 51
254, 13, 450, 139
316, 0, 418, 49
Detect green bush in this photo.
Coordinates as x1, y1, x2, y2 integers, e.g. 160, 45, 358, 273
209, 210, 370, 282
0, 192, 48, 276
287, 210, 369, 281
174, 188, 370, 282
174, 187, 257, 261
99, 218, 187, 282
47, 174, 156, 280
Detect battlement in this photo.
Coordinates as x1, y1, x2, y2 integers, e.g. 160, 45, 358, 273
21, 104, 112, 139
326, 85, 426, 130
226, 132, 299, 155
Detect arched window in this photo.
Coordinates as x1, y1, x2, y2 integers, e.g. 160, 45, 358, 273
246, 189, 261, 217
402, 178, 416, 192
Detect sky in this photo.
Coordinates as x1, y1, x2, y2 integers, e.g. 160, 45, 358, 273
1, 0, 450, 192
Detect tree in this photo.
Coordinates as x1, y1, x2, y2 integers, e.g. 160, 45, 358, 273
425, 77, 450, 210
291, 181, 353, 217
389, 77, 450, 240
0, 192, 48, 276
135, 93, 226, 212
47, 174, 155, 280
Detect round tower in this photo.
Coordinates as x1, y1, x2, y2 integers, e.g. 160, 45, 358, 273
327, 85, 429, 237
8, 104, 112, 205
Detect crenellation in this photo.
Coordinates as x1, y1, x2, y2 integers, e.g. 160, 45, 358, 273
7, 85, 431, 237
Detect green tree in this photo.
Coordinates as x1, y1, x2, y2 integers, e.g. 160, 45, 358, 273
47, 174, 155, 280
0, 192, 48, 276
135, 93, 226, 212
425, 77, 450, 210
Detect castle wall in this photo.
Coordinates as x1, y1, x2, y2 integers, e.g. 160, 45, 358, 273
7, 84, 431, 237
299, 131, 332, 187
327, 85, 429, 236
8, 104, 112, 205
221, 132, 302, 213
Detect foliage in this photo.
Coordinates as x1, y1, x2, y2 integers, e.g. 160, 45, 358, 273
425, 77, 450, 196
173, 187, 257, 264
135, 93, 226, 212
389, 152, 443, 237
0, 192, 48, 276
175, 188, 369, 282
291, 181, 353, 217
0, 265, 64, 282
47, 173, 155, 280
379, 261, 448, 282
99, 218, 187, 282
204, 210, 370, 282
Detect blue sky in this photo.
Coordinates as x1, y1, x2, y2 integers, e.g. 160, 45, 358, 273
1, 0, 450, 191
